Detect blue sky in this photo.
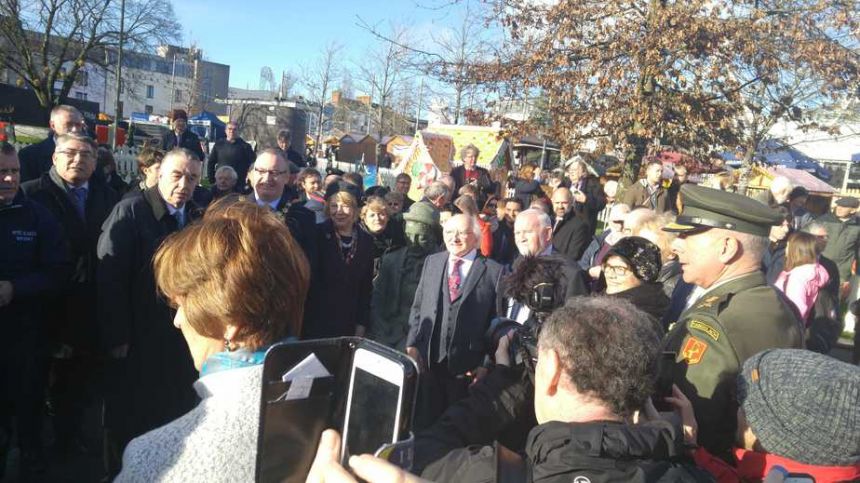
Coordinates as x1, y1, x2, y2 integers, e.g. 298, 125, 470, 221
172, 0, 475, 93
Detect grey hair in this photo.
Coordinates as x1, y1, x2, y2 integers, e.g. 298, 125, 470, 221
802, 222, 827, 235
51, 104, 82, 121
517, 208, 551, 229
424, 181, 450, 201
163, 147, 201, 164
443, 213, 482, 240
215, 165, 238, 180
714, 228, 768, 262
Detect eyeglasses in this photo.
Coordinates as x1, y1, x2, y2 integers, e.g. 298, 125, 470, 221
603, 264, 631, 276
57, 149, 94, 159
253, 168, 288, 179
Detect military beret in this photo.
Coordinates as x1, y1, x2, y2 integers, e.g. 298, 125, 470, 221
836, 196, 859, 208
663, 184, 782, 237
403, 200, 439, 226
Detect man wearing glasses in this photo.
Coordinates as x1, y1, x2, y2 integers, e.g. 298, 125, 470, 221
20, 105, 86, 182
22, 133, 120, 458
244, 149, 317, 272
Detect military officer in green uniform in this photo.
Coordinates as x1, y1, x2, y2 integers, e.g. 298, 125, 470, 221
662, 184, 804, 457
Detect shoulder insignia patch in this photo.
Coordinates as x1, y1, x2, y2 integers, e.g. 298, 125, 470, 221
696, 295, 721, 309
689, 320, 720, 341
681, 336, 708, 365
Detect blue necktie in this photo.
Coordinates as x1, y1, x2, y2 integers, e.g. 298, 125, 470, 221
173, 209, 185, 229
70, 186, 87, 220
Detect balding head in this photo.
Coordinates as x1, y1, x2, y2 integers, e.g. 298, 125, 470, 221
551, 187, 573, 219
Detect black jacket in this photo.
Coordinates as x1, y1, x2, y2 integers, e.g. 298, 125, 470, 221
97, 187, 201, 439
605, 282, 670, 322
491, 220, 517, 268
22, 169, 120, 347
161, 129, 205, 161
552, 210, 591, 263
566, 174, 605, 234
0, 191, 70, 337
303, 221, 374, 338
415, 367, 710, 483
18, 136, 55, 182
243, 192, 318, 277
206, 137, 256, 184
451, 165, 495, 207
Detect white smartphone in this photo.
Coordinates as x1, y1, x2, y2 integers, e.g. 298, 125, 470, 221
340, 348, 406, 459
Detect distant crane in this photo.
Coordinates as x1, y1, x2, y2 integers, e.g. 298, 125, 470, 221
259, 67, 276, 92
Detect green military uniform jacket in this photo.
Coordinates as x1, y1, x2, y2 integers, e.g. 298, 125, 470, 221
662, 271, 803, 456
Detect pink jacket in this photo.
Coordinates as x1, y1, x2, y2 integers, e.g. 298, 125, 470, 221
774, 262, 830, 322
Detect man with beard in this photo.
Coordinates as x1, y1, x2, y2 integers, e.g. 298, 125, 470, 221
369, 202, 441, 350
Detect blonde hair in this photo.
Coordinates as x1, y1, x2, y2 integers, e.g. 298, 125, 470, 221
360, 195, 387, 220
326, 190, 359, 221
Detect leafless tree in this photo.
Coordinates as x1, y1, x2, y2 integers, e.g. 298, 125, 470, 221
0, 0, 181, 115
357, 23, 412, 140
301, 41, 341, 151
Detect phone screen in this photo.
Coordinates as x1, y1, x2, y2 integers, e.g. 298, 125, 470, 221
342, 349, 404, 458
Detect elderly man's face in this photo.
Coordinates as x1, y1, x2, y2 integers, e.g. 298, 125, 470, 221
250, 153, 288, 203
514, 213, 551, 256
567, 163, 585, 182
53, 139, 96, 187
0, 152, 20, 204
215, 170, 237, 192
50, 110, 84, 136
646, 164, 663, 185
835, 205, 856, 219
158, 153, 201, 208
443, 215, 478, 257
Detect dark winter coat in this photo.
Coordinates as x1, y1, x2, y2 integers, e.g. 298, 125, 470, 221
97, 187, 202, 441
566, 174, 605, 235
818, 212, 860, 281
18, 136, 55, 182
451, 165, 495, 208
414, 367, 711, 483
206, 137, 256, 185
22, 168, 120, 347
491, 219, 517, 268
161, 129, 205, 161
622, 179, 670, 213
761, 240, 787, 285
0, 191, 70, 339
551, 210, 591, 263
303, 220, 374, 339
604, 282, 670, 322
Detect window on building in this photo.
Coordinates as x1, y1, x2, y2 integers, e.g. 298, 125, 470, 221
75, 71, 88, 87
75, 92, 88, 100
145, 105, 153, 115
174, 89, 183, 103
146, 85, 154, 99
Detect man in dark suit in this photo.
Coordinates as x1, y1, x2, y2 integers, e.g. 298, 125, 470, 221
497, 209, 588, 322
21, 133, 120, 454
406, 213, 504, 428
244, 149, 317, 274
551, 187, 591, 262
160, 109, 205, 162
450, 144, 495, 209
97, 148, 204, 477
564, 157, 605, 236
19, 105, 85, 182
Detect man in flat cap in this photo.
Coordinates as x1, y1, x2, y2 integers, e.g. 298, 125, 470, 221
818, 196, 860, 293
661, 184, 803, 458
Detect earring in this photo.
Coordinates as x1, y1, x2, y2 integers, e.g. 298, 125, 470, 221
224, 338, 236, 352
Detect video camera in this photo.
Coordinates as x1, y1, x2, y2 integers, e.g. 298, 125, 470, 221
486, 256, 570, 378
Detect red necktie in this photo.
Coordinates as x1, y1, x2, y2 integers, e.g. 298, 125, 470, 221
448, 258, 463, 301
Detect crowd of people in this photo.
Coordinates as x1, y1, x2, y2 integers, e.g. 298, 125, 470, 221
1, 104, 859, 482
